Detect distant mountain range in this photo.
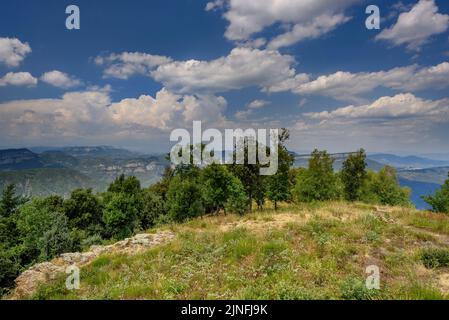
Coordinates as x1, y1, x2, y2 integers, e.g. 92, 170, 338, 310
0, 148, 46, 170
0, 147, 169, 198
29, 146, 144, 159
368, 153, 449, 169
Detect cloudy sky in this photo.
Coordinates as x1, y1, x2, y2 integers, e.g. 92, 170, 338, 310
1, 0, 449, 154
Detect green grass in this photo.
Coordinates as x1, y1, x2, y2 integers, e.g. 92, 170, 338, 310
28, 202, 449, 300
408, 214, 449, 235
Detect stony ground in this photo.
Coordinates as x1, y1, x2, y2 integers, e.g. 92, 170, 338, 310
10, 231, 175, 299
9, 202, 449, 300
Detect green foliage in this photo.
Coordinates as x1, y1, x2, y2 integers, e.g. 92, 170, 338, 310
293, 150, 342, 202
0, 247, 21, 295
201, 163, 248, 215
224, 175, 248, 215
0, 216, 19, 248
421, 248, 449, 268
423, 173, 449, 214
63, 188, 103, 231
17, 198, 74, 262
202, 163, 233, 213
228, 140, 265, 213
0, 185, 26, 294
0, 184, 26, 218
140, 190, 166, 229
266, 129, 294, 210
41, 195, 65, 212
103, 193, 139, 239
166, 176, 204, 222
341, 149, 367, 201
266, 173, 290, 209
0, 186, 23, 247
340, 278, 379, 300
360, 167, 412, 207
107, 174, 141, 195
148, 166, 174, 200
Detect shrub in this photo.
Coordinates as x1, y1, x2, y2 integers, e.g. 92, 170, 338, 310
341, 149, 367, 201
201, 164, 248, 215
201, 163, 235, 213
80, 234, 104, 249
102, 193, 139, 239
166, 176, 204, 222
0, 184, 26, 218
0, 248, 21, 295
340, 278, 379, 300
63, 188, 103, 232
224, 175, 248, 215
293, 150, 342, 202
421, 248, 449, 268
107, 174, 141, 195
17, 199, 74, 262
266, 131, 294, 210
423, 173, 449, 214
360, 167, 412, 207
140, 190, 166, 229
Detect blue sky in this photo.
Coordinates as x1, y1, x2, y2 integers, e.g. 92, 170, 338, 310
1, 0, 449, 154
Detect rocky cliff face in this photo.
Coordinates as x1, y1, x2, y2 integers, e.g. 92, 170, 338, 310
11, 231, 176, 299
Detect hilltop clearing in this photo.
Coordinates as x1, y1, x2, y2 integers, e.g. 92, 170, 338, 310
11, 202, 449, 300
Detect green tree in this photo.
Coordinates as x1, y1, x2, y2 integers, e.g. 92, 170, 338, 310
266, 129, 294, 210
102, 192, 139, 239
108, 174, 141, 195
228, 137, 267, 213
224, 175, 248, 215
423, 172, 449, 213
293, 150, 341, 202
0, 185, 27, 294
0, 248, 20, 295
201, 163, 248, 215
0, 184, 25, 218
360, 166, 411, 207
102, 175, 145, 239
0, 185, 25, 248
40, 195, 64, 213
202, 164, 231, 213
63, 188, 103, 231
17, 199, 73, 263
341, 149, 368, 201
149, 166, 174, 200
140, 190, 166, 229
166, 176, 204, 222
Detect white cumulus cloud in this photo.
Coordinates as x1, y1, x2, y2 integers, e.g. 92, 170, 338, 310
305, 93, 449, 120
95, 52, 172, 79
40, 70, 82, 89
247, 99, 270, 109
151, 47, 296, 93
0, 87, 227, 144
376, 0, 449, 51
0, 37, 32, 67
268, 62, 449, 101
214, 0, 358, 48
0, 72, 37, 87
268, 13, 351, 49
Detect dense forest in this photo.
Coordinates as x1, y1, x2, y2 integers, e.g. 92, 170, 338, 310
1, 131, 448, 295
